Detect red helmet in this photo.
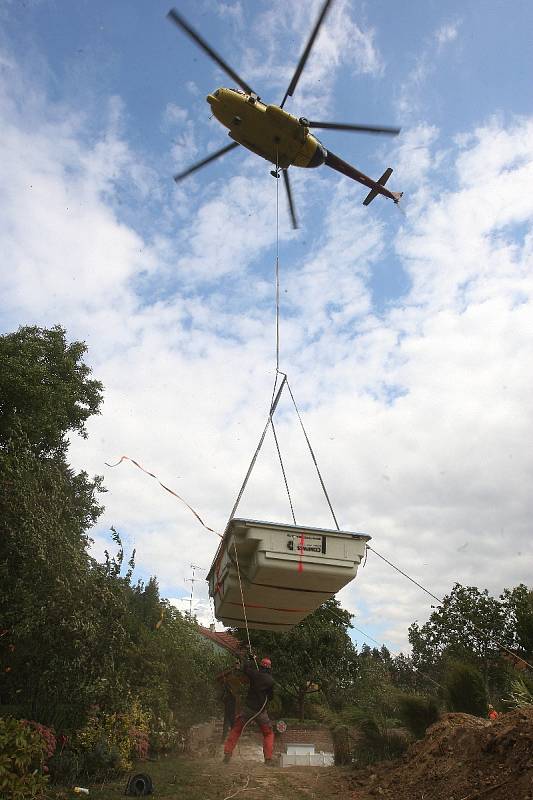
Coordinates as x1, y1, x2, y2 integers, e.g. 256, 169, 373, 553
260, 657, 272, 669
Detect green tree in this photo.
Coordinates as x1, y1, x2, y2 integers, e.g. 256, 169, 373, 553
396, 694, 440, 738
408, 584, 511, 689
236, 599, 357, 720
0, 435, 106, 725
0, 326, 106, 726
0, 322, 224, 773
0, 325, 103, 457
500, 585, 533, 660
445, 662, 487, 716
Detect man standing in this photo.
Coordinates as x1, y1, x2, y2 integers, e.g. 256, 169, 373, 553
223, 653, 275, 765
219, 674, 237, 741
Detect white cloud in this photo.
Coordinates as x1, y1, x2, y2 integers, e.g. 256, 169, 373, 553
168, 597, 227, 631
238, 0, 383, 117
395, 18, 461, 120
2, 34, 533, 657
435, 21, 460, 50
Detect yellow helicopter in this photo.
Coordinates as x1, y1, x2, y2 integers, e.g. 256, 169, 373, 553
167, 0, 402, 228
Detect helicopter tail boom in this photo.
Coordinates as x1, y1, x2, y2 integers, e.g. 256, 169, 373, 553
362, 167, 393, 205
325, 151, 402, 206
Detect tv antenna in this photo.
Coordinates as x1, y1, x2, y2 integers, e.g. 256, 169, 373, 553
185, 563, 203, 616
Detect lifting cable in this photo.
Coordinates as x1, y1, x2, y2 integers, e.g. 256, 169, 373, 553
285, 377, 340, 531
228, 152, 339, 528
227, 149, 342, 649
271, 419, 297, 525
275, 146, 281, 373
226, 153, 286, 657
227, 374, 287, 522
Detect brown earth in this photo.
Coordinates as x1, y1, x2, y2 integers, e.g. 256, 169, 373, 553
349, 708, 533, 800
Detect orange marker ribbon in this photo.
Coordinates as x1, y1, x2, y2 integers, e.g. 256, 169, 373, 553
105, 455, 222, 538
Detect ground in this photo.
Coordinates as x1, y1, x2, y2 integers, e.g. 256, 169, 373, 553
51, 709, 533, 800
349, 708, 533, 800
53, 749, 350, 800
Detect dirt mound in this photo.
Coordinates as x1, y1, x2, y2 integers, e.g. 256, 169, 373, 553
349, 708, 533, 800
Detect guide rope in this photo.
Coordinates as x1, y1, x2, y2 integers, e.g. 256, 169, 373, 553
222, 775, 250, 800
348, 621, 445, 691
367, 545, 533, 671
233, 537, 252, 654
105, 455, 221, 538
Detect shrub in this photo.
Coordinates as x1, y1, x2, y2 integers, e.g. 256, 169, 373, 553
445, 662, 487, 716
329, 706, 409, 766
82, 738, 121, 776
47, 748, 81, 784
504, 677, 533, 709
21, 721, 56, 759
0, 717, 49, 800
130, 728, 149, 760
352, 712, 409, 766
73, 698, 150, 776
148, 718, 183, 754
397, 693, 440, 739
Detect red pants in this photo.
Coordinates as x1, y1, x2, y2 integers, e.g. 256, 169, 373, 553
224, 710, 274, 760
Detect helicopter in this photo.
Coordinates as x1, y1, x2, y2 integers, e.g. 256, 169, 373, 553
167, 0, 402, 228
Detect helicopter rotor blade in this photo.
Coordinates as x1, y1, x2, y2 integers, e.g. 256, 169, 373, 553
307, 121, 401, 135
282, 169, 298, 229
167, 8, 255, 95
173, 141, 240, 182
280, 0, 334, 109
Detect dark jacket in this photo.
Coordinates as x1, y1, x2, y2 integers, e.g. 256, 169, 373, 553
242, 659, 274, 712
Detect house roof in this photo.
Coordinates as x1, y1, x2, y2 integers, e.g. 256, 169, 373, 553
197, 625, 243, 655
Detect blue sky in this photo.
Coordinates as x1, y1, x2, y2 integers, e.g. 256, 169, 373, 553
1, 0, 533, 653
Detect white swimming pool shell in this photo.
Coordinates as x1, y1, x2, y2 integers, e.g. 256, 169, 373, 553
207, 518, 371, 631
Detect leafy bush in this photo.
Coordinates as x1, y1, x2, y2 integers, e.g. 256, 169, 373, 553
397, 693, 440, 738
73, 698, 150, 776
82, 738, 121, 776
0, 717, 49, 800
331, 720, 408, 766
504, 676, 533, 709
328, 705, 409, 766
47, 747, 81, 784
148, 717, 184, 754
354, 729, 409, 766
445, 662, 487, 716
21, 721, 56, 759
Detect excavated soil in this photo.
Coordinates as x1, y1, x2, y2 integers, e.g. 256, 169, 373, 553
349, 708, 533, 800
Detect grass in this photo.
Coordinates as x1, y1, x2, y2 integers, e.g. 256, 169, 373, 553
48, 751, 349, 800
49, 754, 231, 800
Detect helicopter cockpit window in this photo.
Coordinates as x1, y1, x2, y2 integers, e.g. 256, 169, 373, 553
213, 89, 220, 97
